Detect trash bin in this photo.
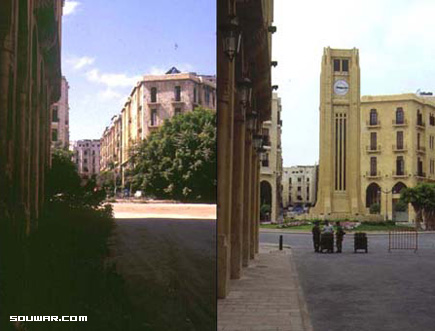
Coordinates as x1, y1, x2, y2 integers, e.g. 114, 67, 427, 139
354, 232, 368, 253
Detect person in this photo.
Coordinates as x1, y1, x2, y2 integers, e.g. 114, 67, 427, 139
312, 221, 321, 252
335, 221, 346, 253
321, 221, 334, 253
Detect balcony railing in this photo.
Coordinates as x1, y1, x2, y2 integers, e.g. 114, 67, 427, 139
417, 146, 426, 154
392, 170, 407, 178
416, 172, 426, 178
366, 144, 381, 153
416, 120, 426, 129
392, 119, 407, 126
392, 144, 407, 152
366, 120, 381, 128
366, 171, 382, 179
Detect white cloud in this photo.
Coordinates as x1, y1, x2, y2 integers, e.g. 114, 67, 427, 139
63, 0, 80, 16
85, 69, 141, 88
66, 56, 95, 70
98, 88, 123, 101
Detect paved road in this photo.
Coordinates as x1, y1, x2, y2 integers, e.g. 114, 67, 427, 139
111, 218, 216, 330
261, 232, 435, 331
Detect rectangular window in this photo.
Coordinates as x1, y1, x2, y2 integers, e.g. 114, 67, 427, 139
151, 87, 157, 103
370, 157, 377, 176
175, 86, 181, 101
194, 87, 197, 103
151, 109, 157, 126
342, 59, 349, 72
397, 131, 404, 150
52, 129, 58, 141
396, 156, 404, 176
174, 108, 181, 116
52, 107, 59, 122
370, 132, 377, 150
333, 59, 340, 72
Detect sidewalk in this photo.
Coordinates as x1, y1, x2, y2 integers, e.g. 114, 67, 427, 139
218, 245, 313, 331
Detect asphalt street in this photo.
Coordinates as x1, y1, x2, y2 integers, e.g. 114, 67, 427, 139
261, 232, 435, 331
111, 218, 216, 331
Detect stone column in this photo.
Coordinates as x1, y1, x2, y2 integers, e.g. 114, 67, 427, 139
242, 133, 252, 266
217, 0, 235, 298
230, 105, 245, 279
250, 150, 258, 259
255, 156, 260, 254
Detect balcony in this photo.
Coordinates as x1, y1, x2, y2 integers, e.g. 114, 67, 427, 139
417, 146, 426, 154
416, 120, 426, 130
147, 100, 161, 105
366, 171, 382, 179
366, 120, 381, 128
392, 170, 408, 178
148, 120, 160, 132
416, 172, 426, 179
392, 119, 407, 127
171, 97, 185, 104
366, 145, 381, 153
392, 144, 407, 152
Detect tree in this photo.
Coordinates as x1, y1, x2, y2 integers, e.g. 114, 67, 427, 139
400, 183, 435, 230
130, 108, 216, 202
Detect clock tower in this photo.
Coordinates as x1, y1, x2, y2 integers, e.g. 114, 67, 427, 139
311, 47, 364, 218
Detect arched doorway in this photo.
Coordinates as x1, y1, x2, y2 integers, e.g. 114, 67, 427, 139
366, 183, 381, 213
392, 182, 408, 222
260, 181, 272, 221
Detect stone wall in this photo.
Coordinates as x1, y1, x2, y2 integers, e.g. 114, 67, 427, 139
0, 0, 63, 234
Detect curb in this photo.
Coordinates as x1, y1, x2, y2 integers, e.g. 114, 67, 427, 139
260, 229, 435, 235
288, 249, 314, 331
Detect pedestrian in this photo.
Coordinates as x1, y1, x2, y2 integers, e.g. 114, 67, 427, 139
312, 221, 321, 252
335, 221, 346, 253
321, 221, 334, 253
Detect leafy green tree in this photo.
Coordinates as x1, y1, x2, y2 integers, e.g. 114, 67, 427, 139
401, 183, 435, 230
130, 108, 216, 202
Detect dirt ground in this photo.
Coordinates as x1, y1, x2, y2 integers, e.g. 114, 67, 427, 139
112, 202, 216, 219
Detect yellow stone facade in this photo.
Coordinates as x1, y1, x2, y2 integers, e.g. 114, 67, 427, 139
260, 93, 283, 222
313, 47, 435, 223
360, 93, 435, 221
311, 47, 365, 219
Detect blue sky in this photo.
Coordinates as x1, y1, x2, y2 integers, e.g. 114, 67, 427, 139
62, 0, 216, 142
273, 0, 435, 166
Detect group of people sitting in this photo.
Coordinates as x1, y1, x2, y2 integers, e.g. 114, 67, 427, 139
312, 221, 346, 253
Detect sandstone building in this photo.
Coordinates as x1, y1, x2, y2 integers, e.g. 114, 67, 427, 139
0, 0, 63, 233
260, 93, 283, 222
100, 68, 216, 188
313, 47, 435, 222
282, 165, 317, 209
51, 76, 69, 149
360, 93, 435, 221
72, 139, 101, 180
217, 0, 274, 298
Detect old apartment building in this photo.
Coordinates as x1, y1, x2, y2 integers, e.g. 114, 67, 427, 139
51, 76, 70, 149
282, 165, 317, 209
72, 139, 101, 180
260, 93, 283, 222
100, 67, 216, 186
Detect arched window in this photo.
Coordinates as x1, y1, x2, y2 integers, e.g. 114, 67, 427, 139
366, 183, 381, 209
396, 107, 404, 124
392, 182, 407, 194
369, 109, 378, 125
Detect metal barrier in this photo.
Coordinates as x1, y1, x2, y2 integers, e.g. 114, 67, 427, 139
388, 229, 418, 252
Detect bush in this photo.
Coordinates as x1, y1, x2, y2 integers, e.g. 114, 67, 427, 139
395, 200, 408, 212
369, 203, 380, 214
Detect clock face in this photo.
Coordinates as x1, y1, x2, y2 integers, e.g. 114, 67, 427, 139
334, 80, 349, 95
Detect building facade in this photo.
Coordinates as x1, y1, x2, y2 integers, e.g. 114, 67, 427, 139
360, 93, 435, 221
311, 47, 365, 219
100, 68, 216, 188
217, 0, 274, 298
260, 93, 283, 222
51, 76, 69, 149
0, 0, 63, 233
282, 165, 317, 209
72, 140, 101, 180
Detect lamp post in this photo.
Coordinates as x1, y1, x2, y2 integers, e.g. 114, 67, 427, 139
379, 188, 392, 221
237, 77, 253, 120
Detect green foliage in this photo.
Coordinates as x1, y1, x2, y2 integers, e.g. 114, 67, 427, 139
401, 183, 435, 229
369, 203, 380, 214
394, 199, 408, 212
130, 108, 216, 202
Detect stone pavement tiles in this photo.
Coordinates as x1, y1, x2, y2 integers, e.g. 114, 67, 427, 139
218, 245, 313, 331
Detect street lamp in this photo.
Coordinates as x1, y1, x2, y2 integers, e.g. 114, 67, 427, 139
237, 77, 253, 120
219, 16, 242, 61
246, 110, 258, 131
253, 134, 263, 149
